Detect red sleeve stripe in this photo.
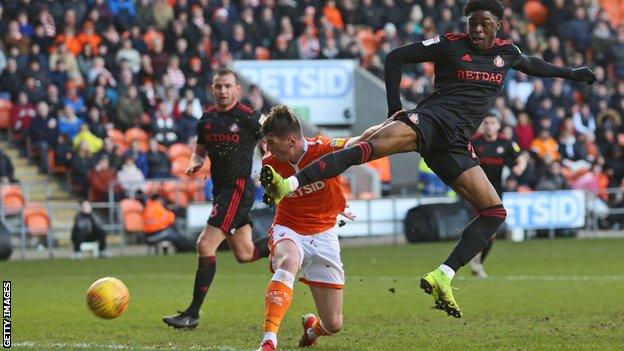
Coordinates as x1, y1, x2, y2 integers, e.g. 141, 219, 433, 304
357, 141, 372, 164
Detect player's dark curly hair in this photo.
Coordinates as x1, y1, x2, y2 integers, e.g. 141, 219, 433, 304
463, 0, 504, 19
262, 105, 302, 138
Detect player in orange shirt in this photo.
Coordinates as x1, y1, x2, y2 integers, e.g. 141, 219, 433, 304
254, 106, 383, 351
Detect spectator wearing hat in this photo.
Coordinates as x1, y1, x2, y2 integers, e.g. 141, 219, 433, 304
142, 193, 194, 252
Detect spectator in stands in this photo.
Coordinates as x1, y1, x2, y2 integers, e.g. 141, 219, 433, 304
117, 156, 146, 198
531, 127, 561, 164
152, 102, 178, 147
85, 106, 106, 139
98, 137, 122, 170
28, 101, 58, 173
0, 149, 16, 183
536, 161, 568, 191
124, 140, 148, 177
176, 104, 198, 144
558, 120, 587, 162
58, 104, 84, 140
514, 111, 534, 150
177, 89, 202, 120
73, 123, 103, 154
142, 193, 194, 252
46, 84, 64, 117
54, 133, 74, 168
63, 80, 86, 118
71, 200, 108, 259
115, 85, 143, 131
573, 103, 597, 136
72, 141, 94, 197
88, 156, 119, 202
0, 58, 20, 98
146, 138, 171, 179
10, 91, 35, 142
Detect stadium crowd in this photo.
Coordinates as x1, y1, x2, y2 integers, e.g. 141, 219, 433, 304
0, 0, 623, 207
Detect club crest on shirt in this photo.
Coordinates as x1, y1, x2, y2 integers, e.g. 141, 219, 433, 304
229, 122, 239, 132
496, 146, 504, 154
408, 113, 419, 125
330, 138, 347, 148
494, 55, 505, 67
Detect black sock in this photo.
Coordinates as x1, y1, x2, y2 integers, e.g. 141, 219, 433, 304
443, 205, 506, 271
480, 238, 494, 263
251, 236, 270, 261
295, 141, 374, 187
186, 256, 216, 318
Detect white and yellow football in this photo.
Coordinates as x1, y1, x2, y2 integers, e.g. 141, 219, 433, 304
86, 277, 130, 319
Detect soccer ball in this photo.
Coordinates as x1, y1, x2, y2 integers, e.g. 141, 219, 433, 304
86, 277, 130, 319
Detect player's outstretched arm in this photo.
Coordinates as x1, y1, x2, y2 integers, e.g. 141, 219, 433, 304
385, 39, 448, 116
512, 55, 596, 84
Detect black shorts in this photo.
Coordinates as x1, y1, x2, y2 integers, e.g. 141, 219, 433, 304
394, 110, 480, 186
208, 178, 255, 234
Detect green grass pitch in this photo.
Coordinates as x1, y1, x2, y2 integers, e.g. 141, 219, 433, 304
3, 238, 624, 350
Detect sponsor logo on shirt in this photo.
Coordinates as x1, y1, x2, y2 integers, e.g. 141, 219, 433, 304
330, 138, 347, 148
457, 70, 504, 85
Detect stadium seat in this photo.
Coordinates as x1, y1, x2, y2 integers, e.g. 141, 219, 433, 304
23, 204, 50, 237
107, 128, 126, 148
119, 199, 145, 233
124, 127, 149, 151
167, 143, 192, 161
1, 185, 25, 215
160, 180, 190, 208
0, 99, 13, 130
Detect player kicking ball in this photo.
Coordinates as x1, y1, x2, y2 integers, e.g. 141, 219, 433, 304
255, 106, 382, 351
261, 0, 595, 318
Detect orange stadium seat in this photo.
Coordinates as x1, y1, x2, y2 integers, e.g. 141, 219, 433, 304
124, 127, 149, 151
47, 150, 68, 175
0, 99, 13, 130
168, 143, 192, 161
23, 204, 50, 237
107, 128, 126, 148
1, 185, 25, 215
120, 199, 145, 233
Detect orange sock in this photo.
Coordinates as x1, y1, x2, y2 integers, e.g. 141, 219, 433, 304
263, 269, 295, 334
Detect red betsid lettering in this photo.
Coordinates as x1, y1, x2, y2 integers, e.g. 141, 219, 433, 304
457, 70, 503, 85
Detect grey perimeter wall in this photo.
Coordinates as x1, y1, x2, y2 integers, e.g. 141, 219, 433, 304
354, 67, 420, 188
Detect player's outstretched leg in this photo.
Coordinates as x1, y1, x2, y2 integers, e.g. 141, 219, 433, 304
421, 166, 506, 318
261, 120, 418, 204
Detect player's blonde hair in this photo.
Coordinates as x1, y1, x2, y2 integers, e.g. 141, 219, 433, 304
262, 105, 302, 138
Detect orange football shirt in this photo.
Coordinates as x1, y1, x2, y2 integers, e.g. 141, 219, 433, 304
263, 136, 348, 235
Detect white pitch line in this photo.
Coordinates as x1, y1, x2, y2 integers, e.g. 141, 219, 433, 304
12, 341, 300, 351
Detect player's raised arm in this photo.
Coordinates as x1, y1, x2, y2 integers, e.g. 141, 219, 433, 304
384, 37, 450, 116
512, 54, 596, 84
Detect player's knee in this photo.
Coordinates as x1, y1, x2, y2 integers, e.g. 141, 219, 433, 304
233, 250, 253, 263
275, 256, 298, 272
322, 314, 343, 334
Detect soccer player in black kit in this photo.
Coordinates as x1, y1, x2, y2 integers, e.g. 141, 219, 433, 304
163, 68, 270, 329
261, 0, 595, 318
470, 113, 525, 278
